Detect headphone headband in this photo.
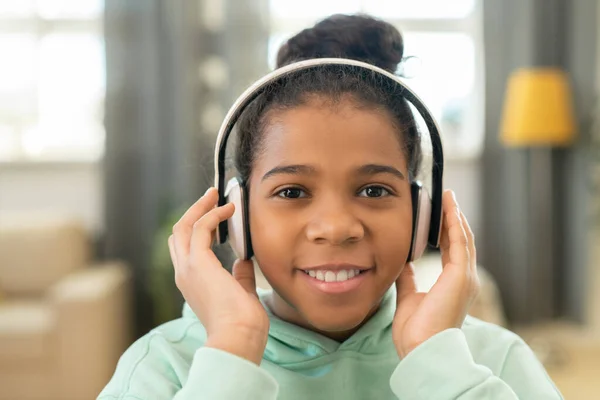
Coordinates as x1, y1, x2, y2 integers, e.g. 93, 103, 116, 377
214, 58, 444, 248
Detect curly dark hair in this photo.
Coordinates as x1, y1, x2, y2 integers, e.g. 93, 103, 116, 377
234, 14, 422, 184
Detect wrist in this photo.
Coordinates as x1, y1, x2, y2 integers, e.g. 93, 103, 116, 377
398, 343, 419, 359
396, 335, 428, 359
205, 327, 268, 365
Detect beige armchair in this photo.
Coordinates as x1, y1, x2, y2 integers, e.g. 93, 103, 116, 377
0, 215, 132, 400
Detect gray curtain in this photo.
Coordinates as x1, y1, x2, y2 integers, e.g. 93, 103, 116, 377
481, 0, 597, 324
103, 0, 268, 336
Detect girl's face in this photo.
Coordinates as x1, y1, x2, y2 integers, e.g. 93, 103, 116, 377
248, 96, 413, 340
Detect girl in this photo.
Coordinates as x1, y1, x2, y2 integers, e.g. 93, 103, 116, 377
99, 14, 562, 399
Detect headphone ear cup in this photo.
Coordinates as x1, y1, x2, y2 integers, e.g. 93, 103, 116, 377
224, 178, 249, 260
408, 182, 432, 262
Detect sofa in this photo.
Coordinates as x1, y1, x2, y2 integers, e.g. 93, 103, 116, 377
0, 214, 132, 400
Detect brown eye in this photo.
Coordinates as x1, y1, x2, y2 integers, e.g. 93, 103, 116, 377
358, 186, 390, 198
277, 187, 306, 199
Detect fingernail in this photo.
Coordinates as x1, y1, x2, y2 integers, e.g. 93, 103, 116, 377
451, 190, 457, 202
203, 187, 214, 196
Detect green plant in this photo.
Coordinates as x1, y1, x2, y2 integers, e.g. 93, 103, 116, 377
148, 206, 186, 326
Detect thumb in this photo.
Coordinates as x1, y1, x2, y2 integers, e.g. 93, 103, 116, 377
396, 263, 418, 305
232, 258, 258, 297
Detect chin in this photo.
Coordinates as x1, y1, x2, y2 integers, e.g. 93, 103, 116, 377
302, 303, 373, 333
265, 278, 386, 338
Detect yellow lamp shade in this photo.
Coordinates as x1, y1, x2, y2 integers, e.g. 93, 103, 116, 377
500, 68, 576, 147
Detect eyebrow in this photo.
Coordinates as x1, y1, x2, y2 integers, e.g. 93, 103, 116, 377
261, 163, 405, 181
357, 164, 406, 180
261, 164, 317, 181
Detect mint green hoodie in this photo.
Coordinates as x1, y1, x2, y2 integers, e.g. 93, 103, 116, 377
98, 288, 562, 399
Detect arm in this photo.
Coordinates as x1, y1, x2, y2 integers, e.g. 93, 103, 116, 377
173, 347, 278, 399
97, 330, 278, 400
389, 329, 563, 399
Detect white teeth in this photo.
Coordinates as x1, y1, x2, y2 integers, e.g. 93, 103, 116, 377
325, 271, 336, 282
336, 270, 348, 281
307, 269, 363, 282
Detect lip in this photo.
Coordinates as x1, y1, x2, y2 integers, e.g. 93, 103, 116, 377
298, 267, 372, 294
299, 263, 372, 272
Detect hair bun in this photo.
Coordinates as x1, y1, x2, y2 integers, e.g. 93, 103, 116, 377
276, 14, 404, 74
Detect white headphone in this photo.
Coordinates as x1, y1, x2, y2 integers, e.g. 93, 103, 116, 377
214, 58, 444, 262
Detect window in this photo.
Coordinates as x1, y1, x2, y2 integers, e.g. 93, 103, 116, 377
0, 0, 105, 162
268, 0, 484, 159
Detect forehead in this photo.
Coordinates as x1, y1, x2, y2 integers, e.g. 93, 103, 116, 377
256, 99, 408, 169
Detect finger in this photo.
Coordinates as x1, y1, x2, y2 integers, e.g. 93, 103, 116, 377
439, 191, 453, 252
232, 259, 258, 297
168, 234, 179, 269
189, 202, 235, 257
439, 214, 450, 251
172, 187, 219, 258
459, 211, 476, 273
442, 190, 469, 270
396, 263, 418, 304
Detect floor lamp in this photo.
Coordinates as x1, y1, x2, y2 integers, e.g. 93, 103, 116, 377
499, 67, 577, 367
500, 68, 577, 320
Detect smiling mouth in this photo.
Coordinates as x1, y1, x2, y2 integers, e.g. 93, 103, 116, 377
300, 268, 369, 283
298, 266, 371, 294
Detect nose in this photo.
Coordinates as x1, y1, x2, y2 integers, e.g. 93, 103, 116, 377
305, 197, 365, 245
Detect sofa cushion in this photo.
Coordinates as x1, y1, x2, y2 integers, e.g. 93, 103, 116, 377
0, 300, 55, 365
0, 214, 90, 295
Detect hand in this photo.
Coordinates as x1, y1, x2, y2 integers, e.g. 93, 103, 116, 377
168, 187, 269, 364
392, 190, 480, 358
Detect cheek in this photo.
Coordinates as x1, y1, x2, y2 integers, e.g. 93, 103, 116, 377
248, 199, 298, 267
372, 205, 413, 266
